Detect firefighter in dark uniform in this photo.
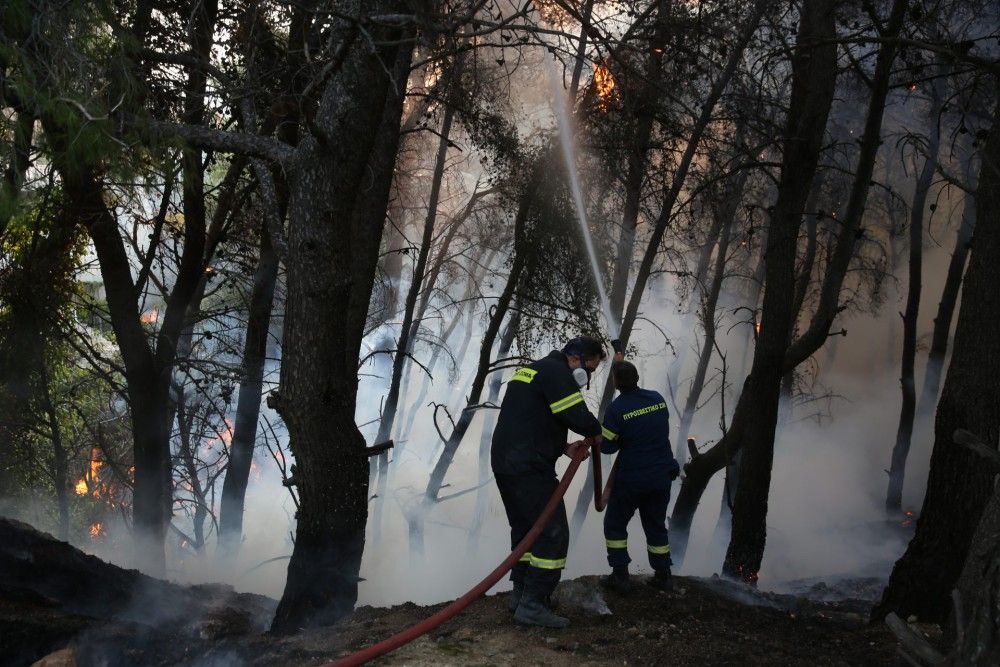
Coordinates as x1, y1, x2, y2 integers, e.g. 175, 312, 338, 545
491, 336, 606, 628
600, 355, 680, 592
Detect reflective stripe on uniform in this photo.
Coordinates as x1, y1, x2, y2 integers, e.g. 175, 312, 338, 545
602, 425, 618, 441
647, 544, 671, 555
550, 392, 584, 414
519, 552, 532, 563
510, 367, 537, 384
606, 538, 627, 549
529, 554, 567, 569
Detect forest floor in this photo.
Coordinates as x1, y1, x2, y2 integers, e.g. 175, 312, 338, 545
251, 574, 929, 666
4, 517, 944, 666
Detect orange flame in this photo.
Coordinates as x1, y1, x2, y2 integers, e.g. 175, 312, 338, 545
140, 308, 159, 324
593, 62, 616, 112
754, 321, 762, 336
89, 522, 104, 539
75, 448, 104, 498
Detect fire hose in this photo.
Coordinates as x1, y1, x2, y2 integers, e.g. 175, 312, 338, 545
331, 438, 618, 666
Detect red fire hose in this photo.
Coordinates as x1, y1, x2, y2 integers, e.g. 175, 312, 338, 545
331, 438, 617, 666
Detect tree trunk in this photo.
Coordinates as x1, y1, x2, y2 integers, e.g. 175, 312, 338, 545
571, 0, 769, 535
676, 173, 743, 449
468, 309, 519, 550
219, 224, 280, 551
375, 105, 456, 480
873, 102, 1000, 624
723, 0, 903, 582
39, 352, 69, 541
915, 160, 977, 420
721, 0, 841, 581
423, 185, 535, 503
270, 14, 412, 630
886, 73, 946, 514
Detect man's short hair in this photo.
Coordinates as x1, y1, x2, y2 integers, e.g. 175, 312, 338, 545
562, 336, 606, 361
612, 361, 639, 391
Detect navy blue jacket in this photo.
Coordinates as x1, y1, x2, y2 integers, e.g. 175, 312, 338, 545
492, 351, 602, 475
601, 387, 679, 487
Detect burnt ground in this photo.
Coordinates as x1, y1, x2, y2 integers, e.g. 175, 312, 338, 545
3, 517, 947, 666
245, 574, 933, 667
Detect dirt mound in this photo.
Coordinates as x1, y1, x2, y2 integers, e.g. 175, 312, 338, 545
0, 518, 274, 665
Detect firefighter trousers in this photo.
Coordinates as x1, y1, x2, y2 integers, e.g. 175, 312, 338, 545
604, 481, 672, 572
495, 471, 568, 596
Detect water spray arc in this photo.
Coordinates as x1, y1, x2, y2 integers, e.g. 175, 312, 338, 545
546, 60, 621, 342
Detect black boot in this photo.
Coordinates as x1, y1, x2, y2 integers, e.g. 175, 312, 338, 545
514, 583, 569, 628
647, 567, 673, 592
508, 580, 523, 613
602, 566, 631, 593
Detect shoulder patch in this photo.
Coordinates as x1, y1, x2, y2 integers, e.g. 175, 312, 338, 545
510, 367, 537, 384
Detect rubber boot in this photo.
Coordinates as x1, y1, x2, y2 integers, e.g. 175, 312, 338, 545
647, 567, 673, 592
602, 566, 631, 593
514, 586, 569, 628
508, 580, 523, 613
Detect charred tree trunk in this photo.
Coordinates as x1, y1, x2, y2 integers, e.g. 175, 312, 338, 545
676, 174, 743, 449
723, 0, 903, 581
721, 0, 842, 581
270, 14, 413, 630
873, 102, 1000, 624
572, 0, 769, 534
423, 186, 534, 503
38, 352, 69, 541
468, 309, 519, 550
914, 162, 978, 420
375, 105, 456, 454
219, 224, 279, 551
886, 74, 946, 515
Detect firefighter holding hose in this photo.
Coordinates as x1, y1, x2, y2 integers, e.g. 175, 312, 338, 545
600, 354, 680, 593
491, 336, 606, 628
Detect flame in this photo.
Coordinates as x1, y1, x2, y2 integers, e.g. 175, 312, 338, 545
754, 320, 762, 336
593, 62, 616, 112
75, 448, 104, 498
901, 510, 916, 527
89, 522, 104, 539
204, 418, 235, 453
140, 308, 159, 324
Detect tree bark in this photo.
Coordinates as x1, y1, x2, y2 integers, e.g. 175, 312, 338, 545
270, 10, 413, 629
374, 104, 455, 472
873, 102, 1000, 624
571, 0, 770, 535
721, 0, 842, 581
218, 224, 279, 551
886, 73, 946, 514
914, 158, 978, 420
676, 173, 744, 448
423, 184, 535, 503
